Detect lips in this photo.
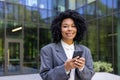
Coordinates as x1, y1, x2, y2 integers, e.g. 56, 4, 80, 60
66, 33, 74, 36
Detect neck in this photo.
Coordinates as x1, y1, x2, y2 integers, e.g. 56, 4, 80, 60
62, 39, 73, 45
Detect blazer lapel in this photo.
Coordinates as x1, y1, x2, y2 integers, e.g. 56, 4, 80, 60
74, 44, 83, 51
55, 42, 67, 62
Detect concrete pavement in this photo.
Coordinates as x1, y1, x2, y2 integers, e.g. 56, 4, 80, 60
0, 72, 120, 80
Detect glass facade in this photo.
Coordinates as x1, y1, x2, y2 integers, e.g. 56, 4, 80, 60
0, 0, 120, 76
73, 0, 120, 75
0, 0, 66, 76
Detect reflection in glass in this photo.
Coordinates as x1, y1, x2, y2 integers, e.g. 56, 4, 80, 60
47, 0, 52, 10
87, 21, 98, 60
113, 0, 119, 12
86, 2, 96, 20
26, 0, 37, 7
23, 23, 38, 73
57, 0, 65, 11
13, 4, 19, 20
38, 0, 47, 9
97, 0, 106, 16
0, 1, 4, 19
19, 4, 24, 21
99, 16, 112, 62
113, 13, 119, 74
87, 0, 96, 4
76, 7, 86, 18
97, 0, 112, 17
6, 3, 14, 20
47, 10, 56, 24
0, 20, 4, 76
39, 9, 47, 23
25, 6, 32, 22
6, 21, 22, 38
68, 0, 75, 10
8, 42, 20, 75
31, 7, 39, 23
39, 28, 51, 49
76, 0, 86, 8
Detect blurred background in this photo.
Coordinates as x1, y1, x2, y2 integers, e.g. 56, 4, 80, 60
0, 0, 120, 76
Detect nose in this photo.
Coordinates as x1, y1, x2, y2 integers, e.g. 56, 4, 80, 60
68, 26, 72, 30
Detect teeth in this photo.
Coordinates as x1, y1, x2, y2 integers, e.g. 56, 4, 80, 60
67, 33, 73, 36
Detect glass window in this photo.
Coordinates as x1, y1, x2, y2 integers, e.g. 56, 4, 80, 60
47, 0, 53, 10
76, 0, 86, 8
0, 1, 4, 19
6, 21, 23, 38
38, 0, 47, 9
76, 6, 86, 19
97, 0, 107, 17
26, 0, 37, 7
97, 0, 113, 17
13, 4, 19, 21
19, 4, 24, 21
107, 0, 113, 15
0, 20, 4, 76
47, 10, 56, 24
23, 23, 38, 73
86, 1, 96, 20
113, 13, 120, 74
39, 28, 51, 49
57, 0, 65, 12
6, 0, 19, 3
38, 9, 47, 23
31, 7, 39, 23
113, 0, 119, 12
98, 16, 113, 63
6, 3, 14, 20
19, 0, 26, 5
25, 6, 32, 22
68, 0, 76, 10
87, 21, 98, 60
87, 0, 96, 4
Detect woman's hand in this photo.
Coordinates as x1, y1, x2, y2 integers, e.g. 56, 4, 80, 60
74, 57, 85, 69
64, 56, 79, 71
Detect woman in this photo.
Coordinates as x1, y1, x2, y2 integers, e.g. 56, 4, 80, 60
40, 9, 95, 80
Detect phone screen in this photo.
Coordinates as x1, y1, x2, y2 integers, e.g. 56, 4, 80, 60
72, 51, 83, 58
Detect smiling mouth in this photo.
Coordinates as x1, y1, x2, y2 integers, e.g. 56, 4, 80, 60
66, 33, 74, 36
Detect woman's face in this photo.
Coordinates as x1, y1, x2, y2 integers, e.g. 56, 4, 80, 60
61, 18, 77, 43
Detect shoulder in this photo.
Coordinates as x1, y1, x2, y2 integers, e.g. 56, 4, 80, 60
76, 44, 90, 51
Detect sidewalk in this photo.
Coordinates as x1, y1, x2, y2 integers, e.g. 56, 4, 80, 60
0, 72, 120, 80
92, 72, 120, 80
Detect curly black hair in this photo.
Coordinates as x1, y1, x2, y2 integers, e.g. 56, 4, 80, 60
51, 9, 87, 43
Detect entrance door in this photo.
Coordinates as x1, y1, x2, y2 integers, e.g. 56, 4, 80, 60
5, 39, 23, 75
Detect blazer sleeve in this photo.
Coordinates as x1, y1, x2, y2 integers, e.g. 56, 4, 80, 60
40, 47, 69, 80
76, 47, 95, 80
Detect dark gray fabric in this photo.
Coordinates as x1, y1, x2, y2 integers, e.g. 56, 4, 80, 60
40, 42, 95, 80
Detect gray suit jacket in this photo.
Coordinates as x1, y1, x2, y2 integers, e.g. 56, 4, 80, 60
40, 42, 95, 80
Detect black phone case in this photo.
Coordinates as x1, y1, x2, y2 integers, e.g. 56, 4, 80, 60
72, 51, 83, 58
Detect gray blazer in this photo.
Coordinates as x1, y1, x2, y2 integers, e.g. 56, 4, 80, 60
40, 42, 95, 80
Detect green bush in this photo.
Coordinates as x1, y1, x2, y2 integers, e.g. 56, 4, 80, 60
94, 61, 113, 72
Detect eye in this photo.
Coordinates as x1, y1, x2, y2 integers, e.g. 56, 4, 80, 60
63, 25, 68, 28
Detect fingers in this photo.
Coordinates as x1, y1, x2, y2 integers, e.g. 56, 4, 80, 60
64, 57, 85, 71
64, 56, 79, 71
74, 57, 85, 69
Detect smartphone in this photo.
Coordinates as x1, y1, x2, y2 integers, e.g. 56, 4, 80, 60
72, 51, 83, 58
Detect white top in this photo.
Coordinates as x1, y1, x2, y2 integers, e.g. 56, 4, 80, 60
61, 40, 75, 80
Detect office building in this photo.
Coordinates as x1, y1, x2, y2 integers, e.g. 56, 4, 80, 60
0, 0, 119, 76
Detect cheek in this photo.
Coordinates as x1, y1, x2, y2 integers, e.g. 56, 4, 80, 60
61, 28, 67, 33
74, 28, 77, 33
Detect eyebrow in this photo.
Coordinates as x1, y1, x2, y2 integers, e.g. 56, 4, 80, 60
62, 23, 75, 25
